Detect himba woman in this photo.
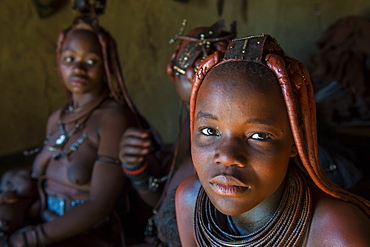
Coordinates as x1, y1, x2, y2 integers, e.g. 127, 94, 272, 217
176, 34, 370, 246
3, 1, 141, 246
119, 19, 236, 246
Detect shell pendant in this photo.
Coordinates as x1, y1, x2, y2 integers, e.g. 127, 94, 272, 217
55, 134, 67, 146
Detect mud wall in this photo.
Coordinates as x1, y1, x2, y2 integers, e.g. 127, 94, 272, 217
0, 0, 369, 156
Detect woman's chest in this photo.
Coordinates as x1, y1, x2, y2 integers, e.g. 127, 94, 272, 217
45, 151, 95, 187
37, 131, 97, 186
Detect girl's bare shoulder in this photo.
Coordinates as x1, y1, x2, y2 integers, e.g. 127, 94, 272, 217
307, 184, 370, 246
176, 175, 201, 247
176, 174, 201, 205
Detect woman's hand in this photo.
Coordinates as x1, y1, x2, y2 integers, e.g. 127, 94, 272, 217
7, 225, 45, 247
119, 127, 153, 165
7, 232, 24, 247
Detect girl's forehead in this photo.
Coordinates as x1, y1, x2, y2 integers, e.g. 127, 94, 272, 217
195, 66, 284, 112
201, 67, 279, 95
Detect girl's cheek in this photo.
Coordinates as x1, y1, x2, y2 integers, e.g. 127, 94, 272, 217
193, 149, 211, 171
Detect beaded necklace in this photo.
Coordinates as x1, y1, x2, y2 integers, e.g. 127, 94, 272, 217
194, 168, 312, 247
45, 96, 108, 160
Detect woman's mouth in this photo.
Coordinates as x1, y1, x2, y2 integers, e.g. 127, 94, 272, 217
70, 78, 86, 85
70, 75, 88, 85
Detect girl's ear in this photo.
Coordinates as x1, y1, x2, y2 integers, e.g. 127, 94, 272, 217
290, 144, 298, 157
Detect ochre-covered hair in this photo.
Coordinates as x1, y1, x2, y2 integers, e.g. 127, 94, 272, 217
167, 19, 236, 84
190, 34, 370, 217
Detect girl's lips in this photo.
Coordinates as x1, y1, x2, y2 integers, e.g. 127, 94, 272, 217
209, 175, 250, 196
211, 183, 249, 196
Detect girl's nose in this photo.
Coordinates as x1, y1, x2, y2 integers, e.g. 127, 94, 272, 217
213, 136, 247, 168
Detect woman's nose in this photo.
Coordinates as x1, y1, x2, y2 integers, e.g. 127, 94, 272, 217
72, 61, 86, 73
213, 136, 247, 167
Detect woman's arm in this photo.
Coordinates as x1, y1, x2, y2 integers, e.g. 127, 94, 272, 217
175, 174, 200, 247
44, 107, 128, 244
120, 126, 171, 208
9, 106, 129, 246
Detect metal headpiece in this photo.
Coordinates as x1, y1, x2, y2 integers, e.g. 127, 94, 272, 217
223, 34, 284, 65
169, 19, 237, 76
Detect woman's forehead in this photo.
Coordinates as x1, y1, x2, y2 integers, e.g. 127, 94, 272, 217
62, 29, 101, 52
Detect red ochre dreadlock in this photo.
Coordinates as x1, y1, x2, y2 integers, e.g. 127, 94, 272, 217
190, 34, 370, 217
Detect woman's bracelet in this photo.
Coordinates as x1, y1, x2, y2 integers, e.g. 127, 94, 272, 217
121, 161, 150, 190
121, 161, 148, 175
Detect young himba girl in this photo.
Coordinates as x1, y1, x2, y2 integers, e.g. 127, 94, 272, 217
4, 3, 141, 246
176, 34, 370, 246
119, 20, 236, 246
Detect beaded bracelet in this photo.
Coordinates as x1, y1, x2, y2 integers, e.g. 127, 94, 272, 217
122, 161, 150, 190
121, 161, 148, 175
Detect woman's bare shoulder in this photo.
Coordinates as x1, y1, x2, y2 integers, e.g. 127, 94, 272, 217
48, 109, 61, 121
307, 185, 370, 246
95, 99, 135, 126
96, 99, 125, 116
45, 109, 62, 132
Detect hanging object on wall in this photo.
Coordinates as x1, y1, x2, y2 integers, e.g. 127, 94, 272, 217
32, 0, 69, 18
72, 0, 106, 16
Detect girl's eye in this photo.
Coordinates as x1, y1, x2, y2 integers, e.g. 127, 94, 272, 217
200, 127, 219, 136
64, 56, 73, 63
251, 133, 271, 141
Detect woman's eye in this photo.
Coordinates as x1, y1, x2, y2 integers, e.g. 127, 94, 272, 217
200, 127, 219, 136
251, 133, 271, 141
86, 59, 97, 65
64, 56, 74, 63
